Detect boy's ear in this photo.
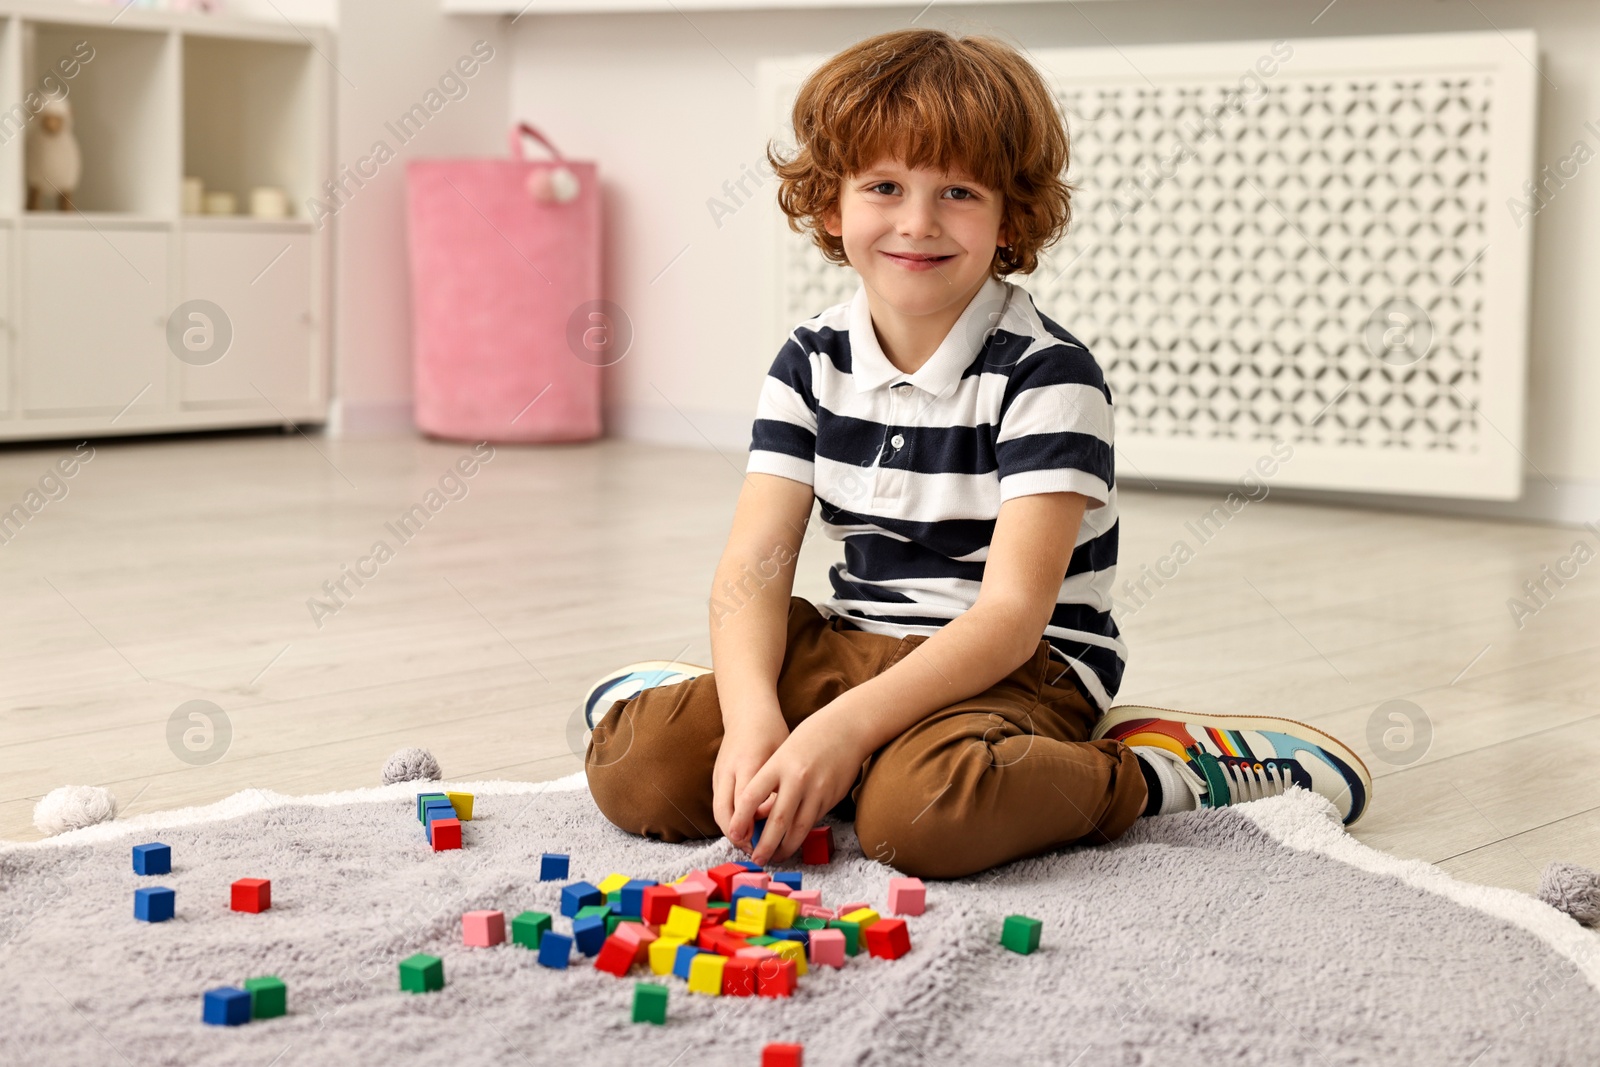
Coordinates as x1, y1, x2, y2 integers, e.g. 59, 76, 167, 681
822, 202, 842, 238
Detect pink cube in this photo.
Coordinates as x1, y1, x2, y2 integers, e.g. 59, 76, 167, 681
888, 877, 926, 916
462, 909, 506, 947
735, 945, 778, 961
789, 889, 822, 908
614, 921, 657, 948
732, 872, 771, 893
680, 871, 718, 896
800, 904, 837, 920
808, 928, 846, 968
765, 882, 792, 898
675, 884, 710, 912
839, 901, 870, 916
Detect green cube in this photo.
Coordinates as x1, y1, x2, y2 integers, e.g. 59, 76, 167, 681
828, 919, 861, 956
415, 793, 449, 821
399, 953, 444, 993
707, 900, 730, 912
577, 903, 612, 921
795, 916, 828, 931
606, 914, 622, 935
746, 935, 778, 947
607, 890, 623, 909
632, 981, 668, 1025
511, 910, 552, 950
242, 975, 286, 1019
1001, 914, 1042, 955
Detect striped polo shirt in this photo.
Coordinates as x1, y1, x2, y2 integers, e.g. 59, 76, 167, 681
746, 273, 1126, 713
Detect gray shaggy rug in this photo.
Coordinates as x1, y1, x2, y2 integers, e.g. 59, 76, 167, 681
2, 775, 1599, 1066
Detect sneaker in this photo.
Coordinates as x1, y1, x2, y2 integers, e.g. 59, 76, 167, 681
579, 660, 711, 730
1092, 705, 1372, 825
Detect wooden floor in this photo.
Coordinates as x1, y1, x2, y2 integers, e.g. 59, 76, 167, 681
2, 430, 1597, 899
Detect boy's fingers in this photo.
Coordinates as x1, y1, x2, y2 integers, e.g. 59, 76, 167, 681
753, 787, 799, 867
777, 800, 817, 863
731, 767, 777, 842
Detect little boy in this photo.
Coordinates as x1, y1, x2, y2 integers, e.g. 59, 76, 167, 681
584, 29, 1370, 878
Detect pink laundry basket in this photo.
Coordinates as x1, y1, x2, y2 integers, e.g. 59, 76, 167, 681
406, 124, 604, 442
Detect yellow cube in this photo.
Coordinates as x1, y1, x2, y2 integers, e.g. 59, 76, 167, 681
648, 936, 686, 976
769, 939, 809, 978
663, 904, 703, 941
735, 898, 771, 934
842, 907, 880, 929
597, 873, 631, 896
722, 919, 763, 937
445, 791, 474, 820
765, 893, 799, 931
687, 952, 726, 995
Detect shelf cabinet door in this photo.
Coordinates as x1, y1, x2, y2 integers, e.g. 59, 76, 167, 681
180, 231, 315, 411
20, 228, 169, 416
0, 227, 10, 416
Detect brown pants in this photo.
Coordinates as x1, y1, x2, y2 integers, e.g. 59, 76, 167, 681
585, 595, 1148, 879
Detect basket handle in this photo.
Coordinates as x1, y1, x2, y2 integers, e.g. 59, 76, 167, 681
509, 123, 566, 163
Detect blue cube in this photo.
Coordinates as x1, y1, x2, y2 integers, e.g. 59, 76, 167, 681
134, 886, 175, 923
772, 872, 802, 892
537, 931, 573, 969
572, 914, 607, 956
202, 986, 252, 1026
131, 842, 171, 876
735, 860, 762, 872
423, 801, 454, 825
619, 879, 657, 918
672, 944, 701, 980
415, 792, 449, 822
731, 885, 769, 906
751, 818, 767, 847
770, 927, 809, 948
559, 881, 602, 917
540, 853, 570, 881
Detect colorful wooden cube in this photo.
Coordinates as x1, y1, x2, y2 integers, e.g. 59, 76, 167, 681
202, 986, 251, 1026
864, 917, 911, 960
597, 872, 630, 895
573, 914, 608, 956
732, 871, 771, 894
462, 909, 506, 947
595, 934, 637, 977
770, 928, 809, 949
771, 872, 802, 892
511, 910, 551, 949
641, 884, 681, 925
765, 882, 792, 898
242, 975, 286, 1019
540, 853, 570, 881
763, 1042, 804, 1067
765, 893, 799, 930
648, 936, 686, 975
799, 904, 837, 921
769, 939, 808, 977
632, 981, 668, 1025
735, 897, 771, 934
735, 860, 763, 872
722, 919, 764, 938
560, 881, 603, 917
671, 943, 702, 980
1001, 914, 1042, 955
751, 817, 767, 847
415, 792, 449, 821
788, 889, 822, 908
428, 817, 461, 850
706, 862, 747, 901
134, 886, 175, 923
722, 955, 758, 996
687, 951, 726, 995
537, 932, 573, 969
838, 901, 870, 916
399, 953, 444, 993
615, 921, 658, 965
827, 918, 861, 956
231, 878, 271, 914
423, 800, 455, 827
674, 883, 709, 913
445, 791, 474, 820
841, 907, 879, 929
794, 916, 828, 932
662, 904, 702, 942
808, 928, 846, 968
735, 945, 778, 961
756, 956, 797, 998
800, 825, 834, 865
131, 842, 170, 876
887, 877, 926, 916
619, 879, 657, 918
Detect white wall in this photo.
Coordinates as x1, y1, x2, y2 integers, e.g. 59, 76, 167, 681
503, 0, 1600, 525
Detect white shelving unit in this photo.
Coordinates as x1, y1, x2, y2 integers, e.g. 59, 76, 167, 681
0, 1, 331, 441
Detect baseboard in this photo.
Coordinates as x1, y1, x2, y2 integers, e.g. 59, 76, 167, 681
327, 399, 417, 438
603, 402, 753, 455
1179, 474, 1600, 530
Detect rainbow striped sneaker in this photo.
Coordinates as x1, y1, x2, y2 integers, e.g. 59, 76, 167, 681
580, 660, 712, 730
1091, 705, 1372, 825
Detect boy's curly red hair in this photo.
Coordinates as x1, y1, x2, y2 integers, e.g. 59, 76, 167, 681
766, 28, 1072, 279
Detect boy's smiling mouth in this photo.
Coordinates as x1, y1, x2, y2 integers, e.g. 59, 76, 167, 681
881, 250, 957, 270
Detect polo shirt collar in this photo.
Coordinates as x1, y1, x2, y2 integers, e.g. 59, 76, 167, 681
849, 275, 1012, 397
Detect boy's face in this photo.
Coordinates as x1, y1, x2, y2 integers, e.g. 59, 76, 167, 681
823, 157, 1008, 317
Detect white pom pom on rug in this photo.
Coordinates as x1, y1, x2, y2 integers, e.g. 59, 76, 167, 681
32, 785, 118, 836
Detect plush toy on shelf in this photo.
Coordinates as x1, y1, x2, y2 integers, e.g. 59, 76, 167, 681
26, 98, 81, 212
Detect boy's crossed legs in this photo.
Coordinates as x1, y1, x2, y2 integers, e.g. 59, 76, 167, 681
585, 595, 1148, 878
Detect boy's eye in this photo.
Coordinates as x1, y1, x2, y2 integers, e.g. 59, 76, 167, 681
865, 182, 980, 199
869, 181, 898, 195
946, 187, 974, 201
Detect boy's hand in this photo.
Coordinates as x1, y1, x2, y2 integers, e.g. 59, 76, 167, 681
712, 707, 790, 843
729, 709, 870, 866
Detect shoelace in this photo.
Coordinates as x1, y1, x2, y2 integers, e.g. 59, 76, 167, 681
1215, 759, 1292, 804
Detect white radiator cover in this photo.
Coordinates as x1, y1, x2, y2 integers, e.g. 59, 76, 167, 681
759, 31, 1539, 500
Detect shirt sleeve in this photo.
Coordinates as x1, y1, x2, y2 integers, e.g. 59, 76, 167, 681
746, 335, 819, 486
993, 343, 1115, 508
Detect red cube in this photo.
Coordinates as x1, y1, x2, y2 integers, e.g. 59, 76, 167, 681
756, 956, 797, 998
640, 884, 680, 925
707, 862, 748, 902
722, 955, 758, 996
430, 818, 461, 851
800, 826, 834, 865
230, 878, 271, 913
763, 1043, 804, 1067
863, 917, 911, 960
594, 934, 636, 977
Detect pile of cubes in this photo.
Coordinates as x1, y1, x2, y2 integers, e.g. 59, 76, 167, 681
415, 790, 474, 850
